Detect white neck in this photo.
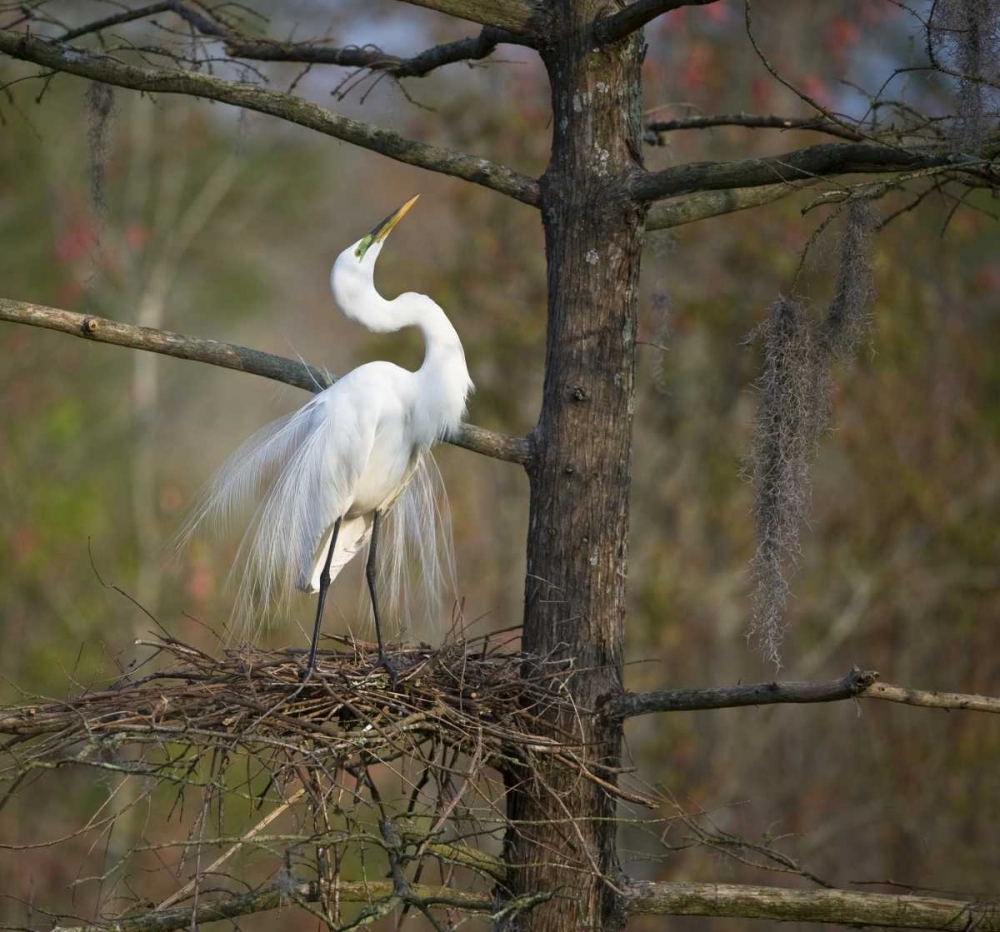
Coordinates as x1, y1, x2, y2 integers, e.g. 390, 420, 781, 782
330, 242, 473, 441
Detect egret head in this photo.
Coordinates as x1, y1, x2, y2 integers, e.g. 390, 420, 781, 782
331, 195, 424, 328
353, 194, 420, 264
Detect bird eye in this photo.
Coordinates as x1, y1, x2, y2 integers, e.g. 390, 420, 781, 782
355, 235, 373, 260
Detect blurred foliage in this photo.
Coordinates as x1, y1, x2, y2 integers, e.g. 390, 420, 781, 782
0, 0, 998, 928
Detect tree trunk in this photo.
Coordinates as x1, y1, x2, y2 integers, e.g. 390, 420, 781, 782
503, 4, 646, 929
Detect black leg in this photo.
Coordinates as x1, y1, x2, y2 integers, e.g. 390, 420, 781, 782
303, 516, 342, 679
365, 510, 396, 683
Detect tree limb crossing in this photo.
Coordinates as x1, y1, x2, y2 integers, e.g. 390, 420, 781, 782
0, 299, 533, 466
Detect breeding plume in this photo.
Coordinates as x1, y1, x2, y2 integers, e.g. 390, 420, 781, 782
182, 196, 473, 675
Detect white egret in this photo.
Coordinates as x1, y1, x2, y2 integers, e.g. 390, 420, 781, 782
181, 196, 473, 676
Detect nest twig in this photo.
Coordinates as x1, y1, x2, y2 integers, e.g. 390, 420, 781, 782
0, 632, 652, 805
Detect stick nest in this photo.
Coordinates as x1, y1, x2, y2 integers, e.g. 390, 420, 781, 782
0, 632, 646, 806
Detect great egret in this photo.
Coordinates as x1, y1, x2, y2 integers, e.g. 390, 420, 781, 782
181, 195, 472, 676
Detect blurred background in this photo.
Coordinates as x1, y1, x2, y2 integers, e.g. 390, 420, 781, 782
0, 0, 997, 928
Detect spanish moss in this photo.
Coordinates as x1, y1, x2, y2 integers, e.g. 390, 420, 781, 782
748, 202, 879, 666
747, 297, 828, 668
932, 0, 1000, 152
822, 200, 877, 360
85, 81, 115, 216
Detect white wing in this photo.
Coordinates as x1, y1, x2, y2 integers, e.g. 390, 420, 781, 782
177, 388, 375, 638
178, 371, 459, 643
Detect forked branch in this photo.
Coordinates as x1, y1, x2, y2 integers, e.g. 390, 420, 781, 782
0, 30, 540, 208
0, 299, 533, 465
60, 3, 519, 76
607, 667, 1000, 718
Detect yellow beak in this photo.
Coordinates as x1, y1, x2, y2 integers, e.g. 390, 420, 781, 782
371, 194, 420, 243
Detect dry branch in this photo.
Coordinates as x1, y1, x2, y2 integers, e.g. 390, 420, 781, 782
218, 28, 510, 76
608, 667, 1000, 718
0, 299, 532, 465
54, 879, 494, 932
398, 0, 545, 36
626, 881, 1000, 930
646, 180, 818, 230
61, 2, 520, 76
48, 878, 1000, 932
632, 139, 999, 201
0, 29, 540, 208
596, 0, 721, 44
53, 877, 1000, 932
864, 681, 1000, 714
645, 112, 864, 142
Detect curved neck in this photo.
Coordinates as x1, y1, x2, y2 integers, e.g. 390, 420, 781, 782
334, 275, 458, 353
330, 263, 472, 438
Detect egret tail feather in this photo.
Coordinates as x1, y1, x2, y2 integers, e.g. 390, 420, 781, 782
378, 451, 457, 640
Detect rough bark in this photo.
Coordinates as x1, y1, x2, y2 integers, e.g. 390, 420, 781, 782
501, 5, 646, 931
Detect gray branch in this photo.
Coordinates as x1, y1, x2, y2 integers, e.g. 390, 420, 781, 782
218, 28, 513, 76
626, 881, 1000, 929
606, 667, 1000, 718
0, 299, 533, 466
596, 0, 720, 44
0, 29, 540, 208
59, 2, 522, 76
397, 0, 545, 37
646, 180, 818, 230
645, 112, 864, 143
51, 877, 1000, 931
54, 880, 494, 932
632, 139, 998, 202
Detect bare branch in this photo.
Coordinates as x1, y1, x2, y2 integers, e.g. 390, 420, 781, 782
645, 112, 865, 143
220, 28, 512, 77
632, 139, 998, 202
607, 668, 877, 717
60, 3, 173, 42
606, 667, 1000, 718
596, 0, 720, 45
646, 180, 817, 230
397, 0, 545, 37
54, 879, 492, 932
626, 880, 1000, 930
0, 29, 541, 207
60, 2, 521, 76
0, 299, 533, 465
49, 873, 1000, 930
864, 681, 1000, 714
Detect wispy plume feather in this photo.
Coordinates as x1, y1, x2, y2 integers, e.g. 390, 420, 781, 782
176, 396, 457, 643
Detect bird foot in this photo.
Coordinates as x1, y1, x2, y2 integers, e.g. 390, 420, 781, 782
370, 651, 399, 689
